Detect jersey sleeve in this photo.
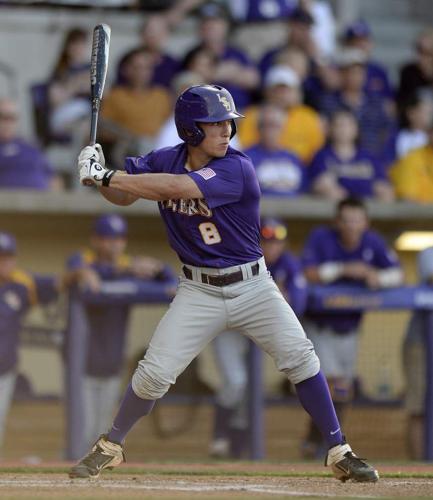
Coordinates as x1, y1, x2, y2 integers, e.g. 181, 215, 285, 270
124, 150, 158, 175
301, 230, 324, 268
187, 156, 245, 208
370, 234, 400, 269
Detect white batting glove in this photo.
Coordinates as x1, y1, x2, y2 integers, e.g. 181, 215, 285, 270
78, 143, 106, 167
78, 157, 115, 187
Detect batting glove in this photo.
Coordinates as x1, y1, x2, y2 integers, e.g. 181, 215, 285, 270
78, 143, 106, 167
78, 158, 116, 187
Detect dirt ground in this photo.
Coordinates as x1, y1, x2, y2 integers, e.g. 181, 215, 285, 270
1, 465, 433, 500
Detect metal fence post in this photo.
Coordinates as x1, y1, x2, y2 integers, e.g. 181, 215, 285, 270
65, 290, 89, 460
248, 340, 265, 460
424, 310, 433, 461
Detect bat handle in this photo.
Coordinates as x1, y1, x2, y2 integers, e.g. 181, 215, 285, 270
89, 101, 99, 146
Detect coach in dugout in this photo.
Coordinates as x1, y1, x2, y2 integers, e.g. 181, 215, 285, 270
300, 197, 403, 459
0, 232, 59, 455
64, 214, 176, 448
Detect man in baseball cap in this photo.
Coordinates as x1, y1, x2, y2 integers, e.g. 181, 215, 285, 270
65, 214, 176, 450
342, 20, 393, 100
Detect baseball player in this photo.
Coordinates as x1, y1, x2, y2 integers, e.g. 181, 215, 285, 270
64, 214, 176, 448
0, 232, 59, 453
210, 217, 308, 459
301, 197, 403, 458
69, 84, 378, 482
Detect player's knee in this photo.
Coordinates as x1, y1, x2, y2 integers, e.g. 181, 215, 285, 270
132, 360, 175, 400
280, 345, 320, 385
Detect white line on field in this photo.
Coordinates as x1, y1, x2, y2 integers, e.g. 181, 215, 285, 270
0, 478, 385, 498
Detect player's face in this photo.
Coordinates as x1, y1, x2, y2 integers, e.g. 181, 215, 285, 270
0, 254, 16, 282
91, 236, 127, 261
336, 207, 369, 246
261, 240, 285, 264
198, 120, 232, 157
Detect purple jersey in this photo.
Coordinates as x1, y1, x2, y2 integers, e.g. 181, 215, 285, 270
268, 251, 307, 316
67, 250, 175, 376
302, 226, 400, 332
246, 144, 305, 196
125, 144, 263, 268
0, 271, 57, 374
308, 145, 385, 198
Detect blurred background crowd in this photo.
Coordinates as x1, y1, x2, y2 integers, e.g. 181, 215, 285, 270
0, 0, 433, 465
0, 0, 433, 202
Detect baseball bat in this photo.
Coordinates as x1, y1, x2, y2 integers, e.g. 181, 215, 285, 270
89, 23, 111, 146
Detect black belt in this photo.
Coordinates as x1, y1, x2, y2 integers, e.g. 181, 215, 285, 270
182, 262, 259, 287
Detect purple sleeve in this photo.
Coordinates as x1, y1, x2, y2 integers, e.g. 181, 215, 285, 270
371, 235, 400, 269
188, 157, 245, 208
308, 149, 327, 181
301, 230, 323, 268
124, 151, 157, 175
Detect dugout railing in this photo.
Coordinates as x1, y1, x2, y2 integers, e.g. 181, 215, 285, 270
65, 282, 433, 461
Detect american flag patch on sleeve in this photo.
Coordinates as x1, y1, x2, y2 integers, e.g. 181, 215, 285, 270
196, 167, 216, 180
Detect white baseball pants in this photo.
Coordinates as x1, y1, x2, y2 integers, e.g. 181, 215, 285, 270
132, 257, 320, 400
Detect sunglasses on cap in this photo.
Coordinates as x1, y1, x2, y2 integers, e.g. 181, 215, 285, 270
261, 225, 287, 241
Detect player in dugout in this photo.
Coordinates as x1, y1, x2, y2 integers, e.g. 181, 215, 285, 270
0, 232, 60, 455
210, 217, 307, 459
63, 214, 176, 449
301, 196, 403, 458
70, 84, 379, 483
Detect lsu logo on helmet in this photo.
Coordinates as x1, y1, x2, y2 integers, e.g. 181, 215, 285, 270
217, 93, 231, 111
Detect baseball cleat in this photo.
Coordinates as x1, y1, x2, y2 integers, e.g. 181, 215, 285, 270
325, 442, 379, 483
69, 434, 125, 479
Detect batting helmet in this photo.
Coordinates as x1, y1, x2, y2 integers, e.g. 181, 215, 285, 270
175, 84, 244, 146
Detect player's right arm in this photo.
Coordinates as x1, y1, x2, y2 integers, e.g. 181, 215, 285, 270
77, 145, 203, 203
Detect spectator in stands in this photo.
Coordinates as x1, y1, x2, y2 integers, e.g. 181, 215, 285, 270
181, 45, 217, 84
238, 65, 325, 163
394, 89, 433, 160
301, 197, 403, 458
299, 0, 337, 59
341, 20, 394, 102
317, 48, 396, 166
64, 214, 176, 448
0, 231, 60, 454
101, 47, 171, 160
390, 119, 433, 203
136, 14, 179, 89
191, 2, 259, 110
48, 28, 91, 135
0, 99, 60, 190
259, 7, 318, 78
210, 218, 307, 459
397, 29, 433, 111
309, 110, 394, 201
403, 246, 433, 460
245, 104, 305, 196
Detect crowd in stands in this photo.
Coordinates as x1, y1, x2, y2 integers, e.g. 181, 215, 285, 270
1, 0, 433, 203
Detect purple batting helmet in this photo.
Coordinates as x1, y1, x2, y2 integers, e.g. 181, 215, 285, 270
175, 84, 244, 146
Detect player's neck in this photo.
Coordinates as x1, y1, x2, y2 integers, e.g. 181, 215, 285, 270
186, 148, 213, 171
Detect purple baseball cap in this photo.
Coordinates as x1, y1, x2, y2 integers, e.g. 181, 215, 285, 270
0, 232, 17, 254
93, 214, 128, 238
344, 20, 371, 40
